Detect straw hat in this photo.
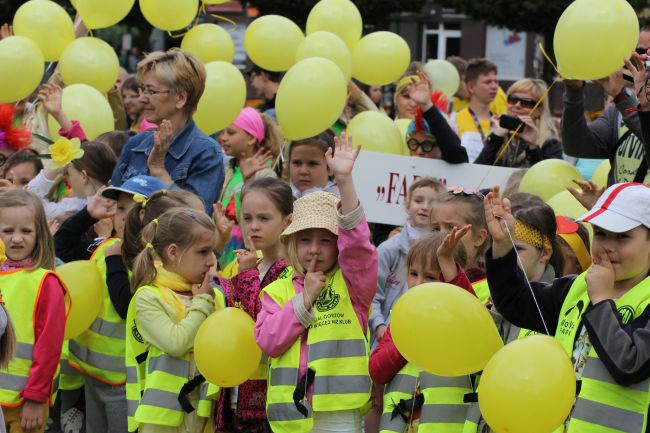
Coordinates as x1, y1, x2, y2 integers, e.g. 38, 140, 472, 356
281, 192, 340, 241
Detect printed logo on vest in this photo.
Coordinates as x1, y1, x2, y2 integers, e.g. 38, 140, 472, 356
132, 322, 143, 344
278, 268, 290, 280
559, 300, 585, 336
617, 305, 635, 325
315, 281, 340, 312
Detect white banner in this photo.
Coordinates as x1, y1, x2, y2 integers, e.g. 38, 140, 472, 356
352, 152, 520, 226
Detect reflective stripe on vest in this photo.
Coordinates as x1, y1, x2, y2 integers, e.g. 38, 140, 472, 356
0, 269, 68, 407
380, 363, 471, 433
555, 273, 650, 433
68, 239, 128, 385
60, 341, 85, 391
263, 267, 371, 433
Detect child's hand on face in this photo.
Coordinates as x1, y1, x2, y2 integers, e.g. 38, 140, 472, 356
192, 272, 215, 298
303, 256, 325, 310
586, 246, 616, 304
325, 132, 361, 180
235, 236, 258, 271
484, 186, 515, 258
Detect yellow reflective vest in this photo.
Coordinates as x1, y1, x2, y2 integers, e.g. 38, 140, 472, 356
471, 279, 490, 305
0, 268, 70, 407
68, 238, 128, 385
263, 267, 372, 433
125, 284, 224, 430
380, 362, 472, 433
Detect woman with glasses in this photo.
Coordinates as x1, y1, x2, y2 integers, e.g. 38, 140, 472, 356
121, 76, 157, 133
475, 78, 562, 168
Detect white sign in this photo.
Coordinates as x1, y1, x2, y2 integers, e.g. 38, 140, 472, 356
485, 26, 527, 81
352, 152, 519, 226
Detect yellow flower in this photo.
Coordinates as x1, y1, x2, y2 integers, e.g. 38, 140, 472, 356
0, 239, 6, 266
49, 137, 84, 169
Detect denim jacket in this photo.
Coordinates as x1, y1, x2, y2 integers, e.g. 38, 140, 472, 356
110, 119, 225, 213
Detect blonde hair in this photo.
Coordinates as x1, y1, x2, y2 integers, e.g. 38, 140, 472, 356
407, 177, 446, 204
260, 113, 283, 159
507, 79, 558, 147
136, 48, 206, 115
0, 305, 16, 369
0, 189, 55, 270
406, 231, 468, 273
131, 208, 216, 291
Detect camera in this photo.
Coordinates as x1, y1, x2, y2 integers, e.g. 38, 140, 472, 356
499, 114, 525, 131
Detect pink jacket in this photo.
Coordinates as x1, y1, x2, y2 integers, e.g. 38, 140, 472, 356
254, 205, 377, 401
59, 120, 87, 142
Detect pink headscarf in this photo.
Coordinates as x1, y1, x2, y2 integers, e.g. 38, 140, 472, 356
233, 107, 265, 143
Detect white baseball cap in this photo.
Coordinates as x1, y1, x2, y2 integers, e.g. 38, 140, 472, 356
578, 182, 650, 233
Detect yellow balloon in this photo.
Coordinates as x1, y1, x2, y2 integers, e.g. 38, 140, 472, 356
276, 57, 347, 140
76, 0, 135, 29
0, 36, 44, 104
391, 283, 503, 376
139, 0, 199, 31
244, 15, 304, 72
56, 261, 104, 340
554, 0, 638, 80
60, 37, 120, 93
394, 118, 411, 156
479, 335, 576, 433
347, 112, 404, 155
423, 60, 460, 98
306, 0, 362, 50
295, 31, 352, 82
48, 84, 114, 140
194, 61, 246, 135
590, 159, 610, 188
13, 0, 75, 61
181, 24, 234, 64
194, 308, 262, 387
203, 0, 228, 3
518, 159, 583, 202
547, 190, 587, 219
352, 32, 411, 86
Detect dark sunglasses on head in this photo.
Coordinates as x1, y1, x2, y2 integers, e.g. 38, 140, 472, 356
507, 95, 538, 109
407, 137, 437, 152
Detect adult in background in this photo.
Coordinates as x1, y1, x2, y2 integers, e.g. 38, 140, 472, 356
248, 65, 282, 121
110, 48, 225, 213
475, 78, 562, 167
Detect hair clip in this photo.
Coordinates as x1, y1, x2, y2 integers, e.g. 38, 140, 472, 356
152, 218, 159, 226
449, 186, 485, 200
133, 193, 148, 208
187, 211, 197, 220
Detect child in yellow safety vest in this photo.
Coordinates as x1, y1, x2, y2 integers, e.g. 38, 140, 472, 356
126, 208, 222, 433
0, 190, 69, 433
255, 134, 377, 433
0, 238, 17, 430
484, 183, 650, 433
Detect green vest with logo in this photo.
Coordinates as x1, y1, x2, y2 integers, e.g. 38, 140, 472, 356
0, 269, 70, 407
124, 284, 224, 430
263, 267, 372, 433
380, 362, 472, 433
68, 238, 128, 385
555, 272, 650, 433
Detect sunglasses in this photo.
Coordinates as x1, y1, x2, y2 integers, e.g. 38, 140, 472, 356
636, 47, 649, 55
507, 95, 538, 109
449, 186, 485, 200
407, 138, 437, 152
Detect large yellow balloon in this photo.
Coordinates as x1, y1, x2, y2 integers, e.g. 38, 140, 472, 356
140, 0, 199, 31
554, 0, 638, 80
347, 112, 404, 155
423, 60, 460, 98
60, 37, 120, 93
276, 57, 347, 140
547, 190, 587, 219
479, 335, 575, 433
518, 159, 583, 202
56, 261, 104, 340
181, 24, 234, 64
13, 0, 75, 61
306, 0, 362, 50
48, 84, 114, 140
0, 36, 44, 104
295, 31, 352, 82
352, 32, 411, 86
194, 61, 246, 135
244, 15, 304, 72
394, 118, 411, 156
76, 0, 135, 29
194, 308, 262, 387
391, 283, 503, 376
590, 159, 610, 188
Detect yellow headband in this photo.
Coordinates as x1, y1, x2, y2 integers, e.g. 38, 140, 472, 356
558, 232, 592, 272
396, 75, 421, 94
514, 220, 552, 251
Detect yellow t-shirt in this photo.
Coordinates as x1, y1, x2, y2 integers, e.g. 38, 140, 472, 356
451, 86, 508, 115
451, 108, 491, 163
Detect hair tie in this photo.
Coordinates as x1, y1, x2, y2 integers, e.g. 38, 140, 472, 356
152, 218, 159, 226
146, 243, 155, 253
133, 193, 148, 208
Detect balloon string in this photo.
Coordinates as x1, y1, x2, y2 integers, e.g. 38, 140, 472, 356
200, 2, 238, 32
500, 218, 551, 335
407, 377, 418, 430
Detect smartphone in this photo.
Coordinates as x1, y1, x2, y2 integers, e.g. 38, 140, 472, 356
499, 114, 525, 131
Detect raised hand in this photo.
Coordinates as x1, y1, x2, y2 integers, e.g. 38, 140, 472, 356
148, 120, 173, 172
484, 186, 516, 258
326, 132, 361, 180
567, 179, 604, 211
240, 147, 273, 181
87, 191, 117, 221
303, 255, 325, 310
586, 246, 616, 304
39, 83, 64, 116
408, 71, 434, 110
624, 49, 650, 110
437, 225, 472, 281
595, 70, 625, 98
212, 202, 234, 252
0, 23, 13, 40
